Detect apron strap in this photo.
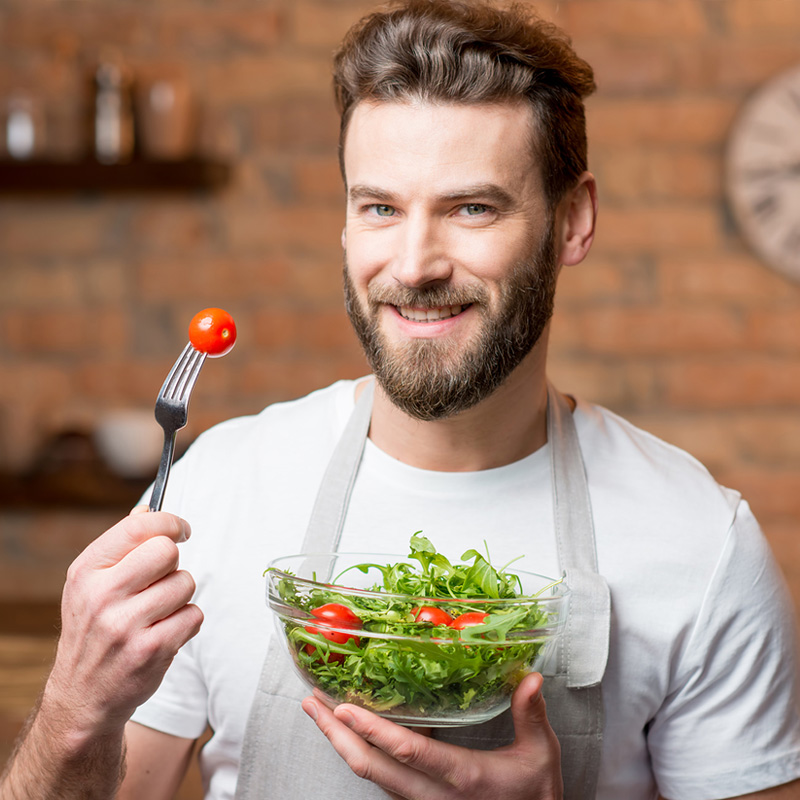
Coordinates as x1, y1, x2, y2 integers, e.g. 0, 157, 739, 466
302, 378, 374, 554
548, 383, 611, 689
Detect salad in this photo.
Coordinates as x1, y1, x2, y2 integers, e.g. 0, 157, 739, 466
268, 535, 564, 721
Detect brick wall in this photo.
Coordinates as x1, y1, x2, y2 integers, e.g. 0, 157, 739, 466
0, 0, 799, 612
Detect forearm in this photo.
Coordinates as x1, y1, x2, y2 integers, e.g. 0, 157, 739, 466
0, 690, 126, 800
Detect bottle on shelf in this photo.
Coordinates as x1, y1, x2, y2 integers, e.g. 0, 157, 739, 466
90, 55, 134, 164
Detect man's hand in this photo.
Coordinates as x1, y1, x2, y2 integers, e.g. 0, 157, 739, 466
301, 671, 562, 800
46, 506, 203, 738
0, 507, 203, 800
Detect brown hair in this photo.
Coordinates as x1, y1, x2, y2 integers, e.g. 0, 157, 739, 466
333, 0, 596, 207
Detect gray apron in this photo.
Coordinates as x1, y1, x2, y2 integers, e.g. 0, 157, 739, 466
235, 381, 611, 799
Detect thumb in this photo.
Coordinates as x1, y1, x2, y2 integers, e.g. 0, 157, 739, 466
510, 672, 556, 748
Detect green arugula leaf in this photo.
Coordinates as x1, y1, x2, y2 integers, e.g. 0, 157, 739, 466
276, 534, 551, 717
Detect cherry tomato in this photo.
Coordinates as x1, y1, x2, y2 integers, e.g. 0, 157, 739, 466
188, 307, 237, 357
411, 606, 454, 626
449, 612, 489, 630
303, 603, 361, 662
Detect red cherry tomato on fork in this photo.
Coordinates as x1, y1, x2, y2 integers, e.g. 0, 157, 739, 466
303, 603, 361, 663
188, 308, 237, 357
411, 606, 454, 626
449, 612, 489, 630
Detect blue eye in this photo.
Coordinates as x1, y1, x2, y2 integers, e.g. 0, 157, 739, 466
374, 204, 395, 217
463, 204, 488, 216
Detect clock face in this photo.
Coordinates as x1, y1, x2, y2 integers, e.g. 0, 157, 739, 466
725, 63, 800, 282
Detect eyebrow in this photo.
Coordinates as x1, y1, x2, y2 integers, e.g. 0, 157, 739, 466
347, 183, 516, 208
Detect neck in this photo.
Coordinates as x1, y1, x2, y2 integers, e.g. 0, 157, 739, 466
365, 338, 550, 472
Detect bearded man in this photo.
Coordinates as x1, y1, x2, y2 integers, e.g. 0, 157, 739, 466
3, 2, 799, 800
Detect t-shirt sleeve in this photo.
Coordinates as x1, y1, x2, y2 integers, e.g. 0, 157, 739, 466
130, 635, 209, 740
648, 500, 800, 799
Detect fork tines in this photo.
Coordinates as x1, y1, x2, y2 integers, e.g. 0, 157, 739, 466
161, 343, 207, 403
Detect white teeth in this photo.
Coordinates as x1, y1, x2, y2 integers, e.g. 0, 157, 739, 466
399, 304, 465, 322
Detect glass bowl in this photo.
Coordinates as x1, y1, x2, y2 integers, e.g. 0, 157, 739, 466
266, 551, 570, 727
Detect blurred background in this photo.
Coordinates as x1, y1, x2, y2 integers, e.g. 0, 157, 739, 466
1, 0, 799, 796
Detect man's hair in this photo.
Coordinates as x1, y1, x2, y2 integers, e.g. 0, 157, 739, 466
333, 0, 596, 207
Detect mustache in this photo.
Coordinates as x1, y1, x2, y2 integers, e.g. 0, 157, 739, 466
365, 282, 489, 308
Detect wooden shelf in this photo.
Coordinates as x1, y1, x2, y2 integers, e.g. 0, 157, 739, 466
0, 156, 232, 193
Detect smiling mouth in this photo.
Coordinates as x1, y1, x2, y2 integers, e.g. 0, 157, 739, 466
397, 304, 471, 322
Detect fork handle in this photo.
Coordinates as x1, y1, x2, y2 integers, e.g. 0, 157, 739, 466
149, 429, 178, 512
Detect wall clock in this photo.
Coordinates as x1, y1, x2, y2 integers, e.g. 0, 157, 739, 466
724, 63, 800, 283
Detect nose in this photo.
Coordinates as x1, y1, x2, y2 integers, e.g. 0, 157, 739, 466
390, 213, 453, 288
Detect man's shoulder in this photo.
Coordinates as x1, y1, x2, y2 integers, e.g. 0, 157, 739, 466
574, 397, 741, 523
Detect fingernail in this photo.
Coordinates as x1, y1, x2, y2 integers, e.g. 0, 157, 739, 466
181, 522, 192, 542
338, 709, 355, 728
303, 700, 318, 722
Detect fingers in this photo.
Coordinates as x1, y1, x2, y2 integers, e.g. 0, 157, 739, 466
508, 672, 562, 784
125, 567, 198, 627
509, 672, 553, 745
302, 699, 421, 797
78, 511, 191, 571
303, 699, 466, 798
113, 534, 182, 595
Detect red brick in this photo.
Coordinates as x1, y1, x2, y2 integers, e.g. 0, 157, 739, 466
251, 96, 340, 154
746, 309, 800, 355
2, 309, 128, 356
662, 357, 800, 409
564, 0, 707, 38
251, 307, 304, 351
127, 201, 217, 254
293, 156, 345, 203
290, 1, 379, 49
547, 357, 658, 411
555, 255, 656, 307
587, 97, 738, 146
289, 256, 347, 305
596, 148, 719, 202
0, 8, 148, 52
673, 40, 800, 91
136, 255, 293, 303
574, 39, 675, 94
199, 54, 331, 106
153, 8, 285, 52
714, 468, 800, 519
623, 410, 740, 471
554, 306, 744, 355
0, 205, 106, 257
725, 0, 800, 34
593, 205, 723, 253
74, 359, 168, 406
625, 410, 800, 473
730, 412, 800, 466
299, 309, 360, 354
760, 517, 800, 615
658, 253, 796, 304
222, 203, 344, 256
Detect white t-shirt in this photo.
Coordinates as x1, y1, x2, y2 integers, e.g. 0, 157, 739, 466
131, 379, 800, 800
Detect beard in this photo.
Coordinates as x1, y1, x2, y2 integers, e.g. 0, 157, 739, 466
344, 223, 558, 421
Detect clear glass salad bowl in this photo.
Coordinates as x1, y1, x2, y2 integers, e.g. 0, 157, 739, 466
266, 548, 570, 727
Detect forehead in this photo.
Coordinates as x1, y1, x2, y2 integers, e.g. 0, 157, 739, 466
342, 100, 541, 197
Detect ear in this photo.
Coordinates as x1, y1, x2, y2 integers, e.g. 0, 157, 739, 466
341, 227, 347, 249
557, 172, 597, 267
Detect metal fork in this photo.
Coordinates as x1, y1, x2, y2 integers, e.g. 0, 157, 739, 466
149, 343, 207, 512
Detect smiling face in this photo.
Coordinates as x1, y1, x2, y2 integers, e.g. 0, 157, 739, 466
342, 100, 559, 421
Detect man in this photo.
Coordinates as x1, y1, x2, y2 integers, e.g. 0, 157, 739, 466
2, 1, 799, 799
